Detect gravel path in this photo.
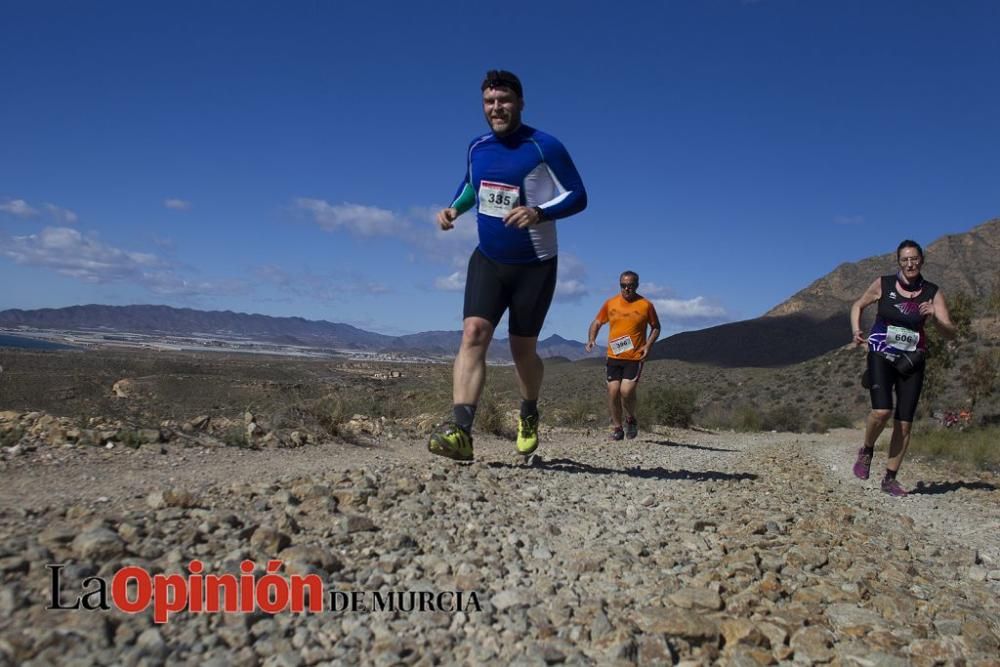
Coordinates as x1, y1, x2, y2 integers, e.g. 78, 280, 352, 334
1, 424, 998, 665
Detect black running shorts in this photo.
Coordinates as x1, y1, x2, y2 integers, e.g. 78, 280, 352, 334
463, 248, 558, 337
867, 352, 924, 422
606, 358, 643, 383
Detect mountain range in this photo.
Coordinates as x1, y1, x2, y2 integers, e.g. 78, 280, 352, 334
2, 217, 996, 366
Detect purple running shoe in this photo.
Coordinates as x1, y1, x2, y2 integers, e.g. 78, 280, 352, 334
852, 447, 872, 480
880, 475, 908, 497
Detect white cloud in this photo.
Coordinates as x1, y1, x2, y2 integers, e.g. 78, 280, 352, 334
0, 199, 40, 218
164, 198, 192, 211
555, 279, 588, 301
407, 206, 479, 269
652, 296, 728, 321
151, 235, 175, 250
1, 199, 78, 223
292, 198, 592, 300
293, 199, 479, 269
2, 227, 163, 282
554, 251, 589, 302
557, 251, 586, 279
255, 264, 292, 287
254, 264, 390, 301
0, 226, 243, 298
1, 199, 79, 223
359, 282, 390, 294
434, 271, 466, 291
637, 281, 674, 298
141, 273, 248, 297
834, 215, 864, 225
43, 203, 78, 224
295, 198, 407, 237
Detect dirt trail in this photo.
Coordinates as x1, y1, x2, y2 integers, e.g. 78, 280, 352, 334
1, 426, 998, 665
5, 426, 996, 565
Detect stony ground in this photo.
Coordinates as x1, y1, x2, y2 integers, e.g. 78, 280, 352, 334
1, 421, 998, 666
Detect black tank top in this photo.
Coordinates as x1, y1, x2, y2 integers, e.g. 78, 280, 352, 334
869, 274, 938, 353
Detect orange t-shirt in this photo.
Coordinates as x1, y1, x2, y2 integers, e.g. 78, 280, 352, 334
596, 295, 660, 360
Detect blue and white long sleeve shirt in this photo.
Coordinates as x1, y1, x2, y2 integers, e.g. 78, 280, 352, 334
450, 124, 587, 264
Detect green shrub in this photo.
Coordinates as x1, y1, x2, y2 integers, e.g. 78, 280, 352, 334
640, 387, 696, 428
821, 412, 854, 430
0, 426, 24, 448
117, 429, 143, 449
737, 407, 763, 432
307, 390, 396, 436
223, 426, 255, 449
698, 403, 764, 431
311, 393, 352, 435
908, 425, 1000, 470
761, 404, 805, 432
555, 397, 601, 427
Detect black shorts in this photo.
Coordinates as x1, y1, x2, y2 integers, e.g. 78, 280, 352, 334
867, 352, 924, 422
606, 358, 643, 383
463, 248, 558, 337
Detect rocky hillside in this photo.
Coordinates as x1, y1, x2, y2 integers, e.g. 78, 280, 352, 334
767, 217, 1000, 318
652, 217, 1000, 367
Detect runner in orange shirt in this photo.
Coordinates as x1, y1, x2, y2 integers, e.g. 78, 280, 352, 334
585, 271, 661, 440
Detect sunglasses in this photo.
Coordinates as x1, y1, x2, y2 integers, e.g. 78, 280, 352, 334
620, 283, 638, 289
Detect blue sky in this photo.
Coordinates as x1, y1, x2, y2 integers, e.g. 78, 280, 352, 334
2, 1, 998, 341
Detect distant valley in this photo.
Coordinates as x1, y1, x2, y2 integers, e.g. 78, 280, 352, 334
2, 217, 997, 367
0, 304, 595, 362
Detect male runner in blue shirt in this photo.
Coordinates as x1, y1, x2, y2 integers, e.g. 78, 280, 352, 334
429, 70, 588, 461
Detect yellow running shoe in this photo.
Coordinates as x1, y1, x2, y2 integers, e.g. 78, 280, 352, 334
428, 423, 473, 461
516, 414, 539, 455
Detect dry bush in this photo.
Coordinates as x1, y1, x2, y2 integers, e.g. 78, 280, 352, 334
0, 426, 24, 448
820, 412, 854, 431
475, 389, 513, 438
736, 406, 764, 431
223, 426, 256, 449
696, 402, 763, 432
302, 391, 386, 437
640, 387, 697, 428
909, 425, 1000, 470
553, 397, 602, 427
761, 404, 805, 432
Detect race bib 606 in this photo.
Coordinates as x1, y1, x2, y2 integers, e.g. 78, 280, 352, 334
610, 335, 635, 355
478, 181, 519, 218
886, 325, 918, 352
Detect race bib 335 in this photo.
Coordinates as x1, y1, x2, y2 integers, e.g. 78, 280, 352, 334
478, 181, 519, 218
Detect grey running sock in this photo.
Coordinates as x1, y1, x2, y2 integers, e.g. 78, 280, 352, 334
520, 399, 538, 419
453, 404, 476, 434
